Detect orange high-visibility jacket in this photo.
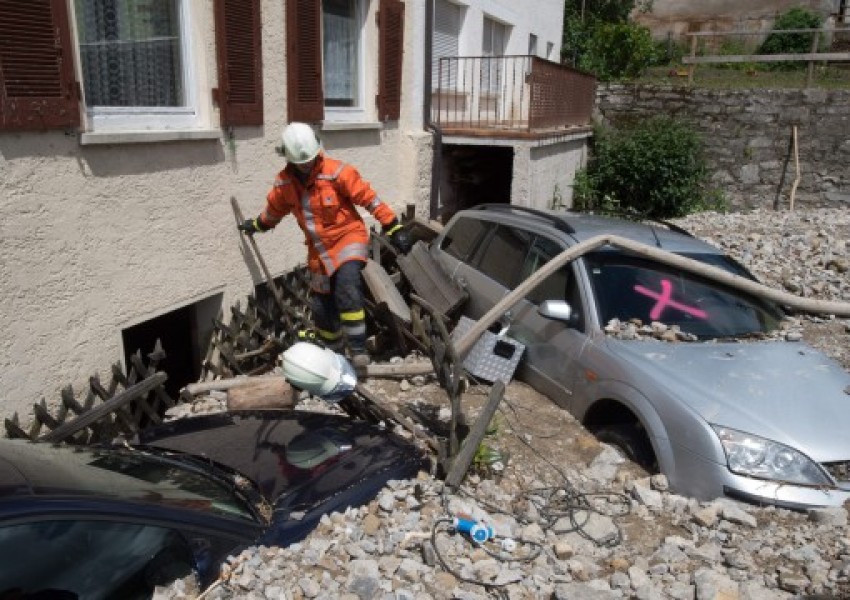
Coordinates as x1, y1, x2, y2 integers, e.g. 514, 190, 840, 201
258, 154, 398, 291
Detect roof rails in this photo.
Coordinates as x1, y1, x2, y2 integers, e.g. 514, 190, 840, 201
472, 204, 575, 235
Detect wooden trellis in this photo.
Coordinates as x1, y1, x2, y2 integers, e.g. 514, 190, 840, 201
200, 268, 314, 381
4, 340, 176, 444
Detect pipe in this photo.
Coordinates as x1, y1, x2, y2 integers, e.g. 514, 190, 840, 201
454, 233, 850, 359
423, 0, 443, 221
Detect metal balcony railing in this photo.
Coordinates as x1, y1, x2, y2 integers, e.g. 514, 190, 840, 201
432, 55, 596, 135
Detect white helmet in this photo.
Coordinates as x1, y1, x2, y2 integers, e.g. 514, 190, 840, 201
280, 122, 321, 164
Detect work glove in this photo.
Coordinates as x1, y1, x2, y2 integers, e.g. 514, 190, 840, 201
238, 218, 267, 236
384, 220, 412, 254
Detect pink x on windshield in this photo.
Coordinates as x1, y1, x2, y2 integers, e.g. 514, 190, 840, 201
634, 279, 708, 321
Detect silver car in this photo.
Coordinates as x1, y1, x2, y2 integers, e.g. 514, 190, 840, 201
432, 205, 850, 509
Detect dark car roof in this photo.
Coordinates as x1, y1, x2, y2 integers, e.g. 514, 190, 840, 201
136, 410, 427, 503
464, 205, 723, 256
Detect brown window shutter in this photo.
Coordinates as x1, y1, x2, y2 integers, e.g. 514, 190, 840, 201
0, 0, 80, 130
286, 0, 323, 122
377, 0, 404, 121
214, 0, 264, 127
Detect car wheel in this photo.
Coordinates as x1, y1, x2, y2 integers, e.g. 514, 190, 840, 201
595, 423, 658, 473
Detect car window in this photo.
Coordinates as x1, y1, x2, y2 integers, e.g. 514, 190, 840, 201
517, 236, 584, 326
476, 224, 532, 288
440, 216, 491, 262
1, 442, 255, 521
585, 251, 782, 338
0, 520, 193, 600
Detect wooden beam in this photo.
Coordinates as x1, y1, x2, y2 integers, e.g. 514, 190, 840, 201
445, 380, 505, 488
682, 52, 850, 64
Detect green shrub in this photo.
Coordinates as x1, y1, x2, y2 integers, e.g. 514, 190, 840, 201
573, 118, 724, 218
758, 6, 822, 70
579, 21, 657, 80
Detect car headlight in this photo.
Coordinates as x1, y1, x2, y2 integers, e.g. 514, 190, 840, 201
711, 425, 831, 486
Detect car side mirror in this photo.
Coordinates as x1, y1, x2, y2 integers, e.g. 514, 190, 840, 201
538, 300, 574, 324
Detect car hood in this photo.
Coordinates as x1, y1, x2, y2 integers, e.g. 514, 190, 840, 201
137, 411, 426, 504
605, 339, 850, 462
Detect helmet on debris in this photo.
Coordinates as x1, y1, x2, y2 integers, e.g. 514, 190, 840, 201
280, 122, 321, 164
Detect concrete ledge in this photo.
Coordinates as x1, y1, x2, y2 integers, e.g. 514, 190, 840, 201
79, 129, 222, 145
319, 121, 383, 132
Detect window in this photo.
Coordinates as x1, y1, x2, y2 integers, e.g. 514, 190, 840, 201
441, 216, 492, 262
585, 252, 782, 339
482, 16, 507, 56
477, 225, 531, 288
287, 0, 404, 123
0, 520, 194, 598
482, 16, 508, 92
322, 0, 363, 109
433, 0, 461, 90
74, 0, 201, 132
546, 41, 554, 59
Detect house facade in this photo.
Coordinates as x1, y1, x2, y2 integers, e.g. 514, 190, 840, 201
0, 0, 593, 418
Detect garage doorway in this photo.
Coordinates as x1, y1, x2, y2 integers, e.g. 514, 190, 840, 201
439, 144, 513, 223
121, 294, 222, 399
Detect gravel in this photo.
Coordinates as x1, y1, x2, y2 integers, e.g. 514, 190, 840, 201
157, 208, 850, 600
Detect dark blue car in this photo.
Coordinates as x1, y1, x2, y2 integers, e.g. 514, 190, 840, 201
0, 410, 428, 599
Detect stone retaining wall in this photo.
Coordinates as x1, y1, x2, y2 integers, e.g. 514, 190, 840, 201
595, 84, 850, 210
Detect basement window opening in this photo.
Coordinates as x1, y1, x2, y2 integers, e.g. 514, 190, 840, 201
121, 294, 222, 402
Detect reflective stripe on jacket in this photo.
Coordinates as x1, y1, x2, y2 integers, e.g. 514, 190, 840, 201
258, 154, 398, 282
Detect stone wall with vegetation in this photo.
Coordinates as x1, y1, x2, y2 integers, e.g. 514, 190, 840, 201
595, 84, 850, 210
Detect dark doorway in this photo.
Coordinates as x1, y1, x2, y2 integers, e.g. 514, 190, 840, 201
121, 295, 222, 400
438, 144, 513, 223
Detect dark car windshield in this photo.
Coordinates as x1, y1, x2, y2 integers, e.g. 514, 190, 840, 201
585, 251, 783, 339
0, 440, 255, 521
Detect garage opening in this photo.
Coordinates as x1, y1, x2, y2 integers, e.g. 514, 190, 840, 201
121, 294, 222, 399
439, 144, 513, 223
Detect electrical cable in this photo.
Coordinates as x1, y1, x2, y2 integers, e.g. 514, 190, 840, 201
427, 376, 633, 594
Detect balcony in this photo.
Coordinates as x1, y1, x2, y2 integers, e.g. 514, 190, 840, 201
432, 55, 596, 138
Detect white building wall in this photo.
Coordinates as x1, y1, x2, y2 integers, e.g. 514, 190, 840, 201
453, 0, 563, 57
508, 135, 591, 210
0, 0, 577, 418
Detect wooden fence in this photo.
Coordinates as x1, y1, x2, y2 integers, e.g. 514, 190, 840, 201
5, 341, 176, 444
682, 27, 850, 86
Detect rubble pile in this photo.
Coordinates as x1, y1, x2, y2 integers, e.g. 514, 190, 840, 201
670, 208, 850, 305
156, 208, 850, 600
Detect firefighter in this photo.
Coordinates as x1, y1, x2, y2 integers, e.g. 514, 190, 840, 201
239, 122, 412, 368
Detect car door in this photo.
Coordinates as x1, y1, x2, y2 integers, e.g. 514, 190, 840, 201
488, 232, 590, 410
435, 216, 589, 410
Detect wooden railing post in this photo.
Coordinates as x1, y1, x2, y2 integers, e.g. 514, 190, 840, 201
688, 34, 697, 86
806, 30, 819, 87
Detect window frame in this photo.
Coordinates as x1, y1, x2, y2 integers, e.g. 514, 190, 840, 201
72, 0, 204, 133
322, 0, 369, 122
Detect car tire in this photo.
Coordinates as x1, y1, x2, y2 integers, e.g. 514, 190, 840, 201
595, 423, 658, 473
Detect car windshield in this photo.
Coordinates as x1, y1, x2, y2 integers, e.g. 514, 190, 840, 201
584, 251, 783, 339
2, 441, 256, 521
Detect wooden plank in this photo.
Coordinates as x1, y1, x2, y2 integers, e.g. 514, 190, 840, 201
445, 380, 505, 488
363, 359, 433, 378
363, 259, 411, 324
687, 27, 850, 36
227, 378, 294, 410
184, 374, 284, 396
403, 216, 443, 244
683, 52, 850, 64
42, 372, 168, 443
397, 241, 467, 317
